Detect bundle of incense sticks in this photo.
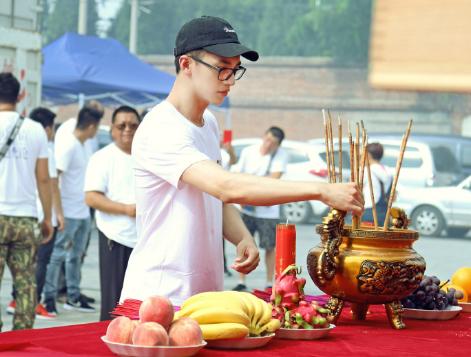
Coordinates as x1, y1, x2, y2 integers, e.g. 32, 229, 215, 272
322, 110, 413, 231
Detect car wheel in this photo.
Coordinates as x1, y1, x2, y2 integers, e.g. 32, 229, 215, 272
411, 206, 445, 237
281, 201, 312, 224
446, 227, 469, 238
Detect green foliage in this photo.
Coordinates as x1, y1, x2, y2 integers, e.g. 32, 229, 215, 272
43, 0, 99, 44
302, 0, 372, 65
107, 0, 373, 66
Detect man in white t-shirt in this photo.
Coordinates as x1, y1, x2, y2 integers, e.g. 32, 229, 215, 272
120, 16, 363, 307
30, 108, 65, 318
362, 142, 393, 225
84, 106, 140, 320
6, 107, 65, 320
232, 127, 288, 291
54, 100, 104, 158
0, 72, 53, 331
43, 106, 102, 314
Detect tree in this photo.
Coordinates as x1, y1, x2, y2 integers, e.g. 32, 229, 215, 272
106, 0, 372, 66
43, 0, 99, 44
301, 0, 372, 65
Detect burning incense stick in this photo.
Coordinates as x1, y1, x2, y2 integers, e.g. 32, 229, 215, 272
327, 110, 336, 183
366, 153, 378, 229
355, 123, 360, 188
338, 115, 343, 183
352, 141, 360, 229
359, 135, 368, 191
383, 120, 413, 230
322, 110, 332, 183
348, 124, 354, 184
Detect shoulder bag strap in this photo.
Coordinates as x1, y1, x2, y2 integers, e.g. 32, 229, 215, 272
0, 114, 25, 161
264, 149, 278, 176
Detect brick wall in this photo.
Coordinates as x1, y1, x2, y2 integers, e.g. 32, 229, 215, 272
54, 55, 471, 140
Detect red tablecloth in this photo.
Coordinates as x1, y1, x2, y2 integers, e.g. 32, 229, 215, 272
0, 306, 470, 357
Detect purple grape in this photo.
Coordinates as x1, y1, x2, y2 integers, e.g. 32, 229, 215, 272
415, 290, 426, 300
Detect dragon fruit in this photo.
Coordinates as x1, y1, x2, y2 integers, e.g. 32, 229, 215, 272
283, 300, 331, 329
271, 264, 306, 310
270, 264, 332, 329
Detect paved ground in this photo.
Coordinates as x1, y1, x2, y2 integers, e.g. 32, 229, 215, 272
1, 221, 469, 331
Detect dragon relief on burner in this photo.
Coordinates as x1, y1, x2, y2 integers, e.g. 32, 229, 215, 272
316, 209, 346, 286
357, 259, 425, 295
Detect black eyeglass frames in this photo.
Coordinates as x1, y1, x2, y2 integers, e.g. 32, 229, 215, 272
189, 56, 246, 81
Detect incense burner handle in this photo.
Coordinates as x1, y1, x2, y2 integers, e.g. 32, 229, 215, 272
316, 209, 346, 285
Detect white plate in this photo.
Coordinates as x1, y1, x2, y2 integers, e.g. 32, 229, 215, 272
402, 306, 462, 320
275, 324, 335, 340
205, 334, 275, 350
101, 336, 206, 357
458, 302, 471, 313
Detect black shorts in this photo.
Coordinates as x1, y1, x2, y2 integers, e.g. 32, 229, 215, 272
241, 213, 278, 250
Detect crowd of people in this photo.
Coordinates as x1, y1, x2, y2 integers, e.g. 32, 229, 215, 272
1, 15, 372, 331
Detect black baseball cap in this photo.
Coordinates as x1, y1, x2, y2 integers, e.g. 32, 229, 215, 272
174, 16, 259, 62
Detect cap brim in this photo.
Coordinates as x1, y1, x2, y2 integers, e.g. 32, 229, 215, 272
203, 43, 259, 62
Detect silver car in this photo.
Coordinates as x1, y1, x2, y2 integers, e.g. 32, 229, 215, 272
396, 175, 471, 237
231, 138, 350, 223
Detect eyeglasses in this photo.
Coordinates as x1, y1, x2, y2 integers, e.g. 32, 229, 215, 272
113, 123, 139, 131
189, 56, 246, 81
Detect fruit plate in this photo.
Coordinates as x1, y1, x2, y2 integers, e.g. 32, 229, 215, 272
402, 306, 462, 320
275, 324, 335, 340
458, 302, 471, 313
101, 336, 206, 357
205, 334, 275, 350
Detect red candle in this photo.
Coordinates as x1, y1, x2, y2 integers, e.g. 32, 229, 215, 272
275, 223, 296, 277
223, 129, 232, 144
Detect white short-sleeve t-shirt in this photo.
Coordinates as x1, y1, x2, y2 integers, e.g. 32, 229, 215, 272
55, 136, 90, 219
0, 111, 48, 217
36, 142, 58, 226
363, 163, 393, 209
84, 143, 137, 248
55, 118, 98, 157
120, 101, 223, 306
233, 144, 288, 219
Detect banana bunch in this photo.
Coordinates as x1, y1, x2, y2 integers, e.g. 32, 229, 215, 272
176, 291, 280, 340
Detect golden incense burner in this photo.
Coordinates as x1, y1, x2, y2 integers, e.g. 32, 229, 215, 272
307, 209, 426, 329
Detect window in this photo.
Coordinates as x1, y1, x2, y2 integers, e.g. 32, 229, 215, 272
461, 145, 471, 168
283, 148, 310, 164
319, 151, 351, 169
382, 145, 423, 168
431, 146, 460, 173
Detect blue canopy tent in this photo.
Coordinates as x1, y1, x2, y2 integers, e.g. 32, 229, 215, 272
42, 32, 230, 110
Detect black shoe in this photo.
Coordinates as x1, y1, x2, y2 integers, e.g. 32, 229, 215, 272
79, 293, 95, 304
224, 268, 233, 277
232, 283, 248, 292
63, 296, 95, 312
44, 299, 58, 316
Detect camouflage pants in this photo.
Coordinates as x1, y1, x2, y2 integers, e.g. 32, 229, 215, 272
0, 215, 40, 331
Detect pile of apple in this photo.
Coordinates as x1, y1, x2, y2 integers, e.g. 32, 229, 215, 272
105, 295, 203, 347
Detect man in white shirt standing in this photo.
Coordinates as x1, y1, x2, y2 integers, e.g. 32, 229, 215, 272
6, 107, 65, 320
43, 106, 101, 314
0, 72, 53, 330
362, 142, 393, 224
232, 127, 288, 291
120, 16, 363, 307
84, 106, 140, 320
54, 100, 104, 158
